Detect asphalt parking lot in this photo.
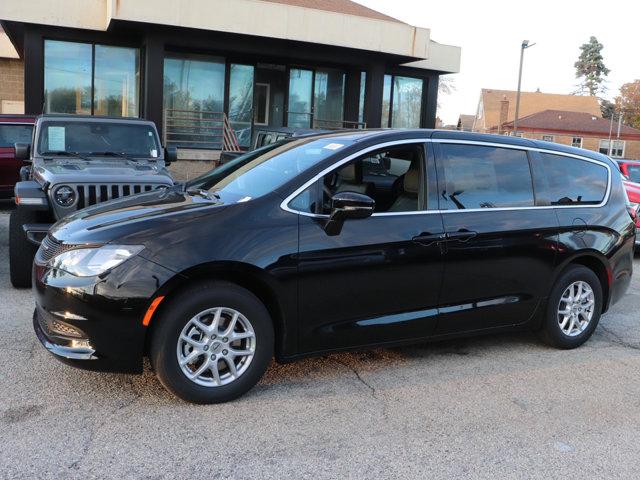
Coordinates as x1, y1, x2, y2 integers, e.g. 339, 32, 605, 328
1, 199, 639, 479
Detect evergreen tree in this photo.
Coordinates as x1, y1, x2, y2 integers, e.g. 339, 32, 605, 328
574, 36, 610, 96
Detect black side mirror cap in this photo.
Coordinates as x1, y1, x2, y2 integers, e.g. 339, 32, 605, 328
324, 191, 375, 236
164, 146, 178, 165
14, 143, 31, 162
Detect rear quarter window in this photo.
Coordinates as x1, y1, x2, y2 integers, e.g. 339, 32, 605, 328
533, 153, 609, 205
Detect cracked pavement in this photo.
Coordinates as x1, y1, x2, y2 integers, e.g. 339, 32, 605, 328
1, 199, 640, 479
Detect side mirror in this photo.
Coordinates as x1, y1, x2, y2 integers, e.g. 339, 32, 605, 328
164, 146, 178, 165
14, 143, 31, 162
324, 191, 375, 236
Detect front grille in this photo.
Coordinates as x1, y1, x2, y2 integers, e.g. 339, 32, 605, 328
36, 235, 76, 264
74, 183, 158, 209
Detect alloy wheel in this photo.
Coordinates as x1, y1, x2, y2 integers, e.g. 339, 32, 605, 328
176, 307, 256, 387
557, 281, 595, 337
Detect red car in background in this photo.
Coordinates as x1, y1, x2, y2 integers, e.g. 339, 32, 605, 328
0, 115, 35, 199
617, 160, 640, 246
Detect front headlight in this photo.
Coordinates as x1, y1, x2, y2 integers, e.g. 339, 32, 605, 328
49, 245, 144, 277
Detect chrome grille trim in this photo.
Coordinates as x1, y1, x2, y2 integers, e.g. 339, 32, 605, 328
67, 183, 164, 210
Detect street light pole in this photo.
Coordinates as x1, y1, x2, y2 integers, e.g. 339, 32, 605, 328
514, 40, 535, 136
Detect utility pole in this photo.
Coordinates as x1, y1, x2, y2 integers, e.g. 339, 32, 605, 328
514, 40, 536, 136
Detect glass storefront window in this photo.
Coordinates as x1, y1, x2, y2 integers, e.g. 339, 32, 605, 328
287, 68, 313, 128
44, 40, 139, 117
313, 69, 345, 128
94, 45, 140, 117
381, 75, 392, 128
163, 55, 225, 112
392, 76, 423, 128
228, 64, 255, 148
44, 40, 92, 114
358, 71, 366, 126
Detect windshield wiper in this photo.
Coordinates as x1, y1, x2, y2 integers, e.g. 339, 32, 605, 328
40, 151, 92, 161
88, 151, 140, 162
186, 187, 220, 200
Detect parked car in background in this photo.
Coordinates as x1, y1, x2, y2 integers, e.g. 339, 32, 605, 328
10, 115, 177, 288
0, 115, 35, 199
32, 130, 634, 404
615, 160, 640, 244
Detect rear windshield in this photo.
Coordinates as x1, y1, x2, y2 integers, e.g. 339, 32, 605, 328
37, 121, 160, 158
0, 124, 33, 148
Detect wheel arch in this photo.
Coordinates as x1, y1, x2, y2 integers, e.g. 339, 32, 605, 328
143, 261, 292, 359
554, 252, 611, 313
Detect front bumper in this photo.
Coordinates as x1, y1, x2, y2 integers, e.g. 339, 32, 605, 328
32, 254, 176, 373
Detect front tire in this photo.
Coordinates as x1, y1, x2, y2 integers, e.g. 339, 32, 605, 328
150, 281, 274, 404
9, 208, 40, 288
540, 265, 603, 349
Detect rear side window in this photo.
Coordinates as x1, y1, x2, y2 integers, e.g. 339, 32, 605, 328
0, 124, 33, 148
438, 144, 534, 209
535, 153, 608, 205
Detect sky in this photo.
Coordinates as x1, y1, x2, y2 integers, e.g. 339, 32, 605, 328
356, 0, 640, 125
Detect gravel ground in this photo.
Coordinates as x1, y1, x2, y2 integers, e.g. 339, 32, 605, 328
1, 199, 639, 479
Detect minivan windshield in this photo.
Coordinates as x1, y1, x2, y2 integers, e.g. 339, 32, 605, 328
37, 121, 161, 159
187, 137, 353, 201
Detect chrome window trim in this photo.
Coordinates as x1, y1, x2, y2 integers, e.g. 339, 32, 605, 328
280, 138, 613, 218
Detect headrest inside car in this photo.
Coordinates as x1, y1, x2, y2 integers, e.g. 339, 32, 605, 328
338, 163, 357, 182
404, 168, 419, 194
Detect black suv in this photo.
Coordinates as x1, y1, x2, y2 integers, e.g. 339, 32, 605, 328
32, 130, 635, 403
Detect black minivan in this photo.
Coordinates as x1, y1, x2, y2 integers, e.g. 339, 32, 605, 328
32, 130, 635, 403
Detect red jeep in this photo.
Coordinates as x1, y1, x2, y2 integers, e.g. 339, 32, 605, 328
0, 115, 35, 199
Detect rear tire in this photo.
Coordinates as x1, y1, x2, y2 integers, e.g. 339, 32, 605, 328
540, 265, 603, 349
9, 208, 39, 288
150, 281, 274, 404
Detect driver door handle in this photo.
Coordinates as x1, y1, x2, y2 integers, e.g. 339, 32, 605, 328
412, 233, 446, 246
446, 229, 478, 242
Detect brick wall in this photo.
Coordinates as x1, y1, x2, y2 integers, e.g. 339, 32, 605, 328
0, 58, 24, 111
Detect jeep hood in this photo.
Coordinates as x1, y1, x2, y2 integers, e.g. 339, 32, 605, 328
35, 160, 172, 185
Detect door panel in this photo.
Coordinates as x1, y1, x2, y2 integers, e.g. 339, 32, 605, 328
433, 142, 558, 334
437, 210, 558, 334
298, 213, 445, 352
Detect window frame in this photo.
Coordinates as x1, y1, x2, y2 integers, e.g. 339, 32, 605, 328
282, 139, 434, 218
542, 135, 554, 142
281, 138, 613, 216
599, 139, 625, 158
571, 136, 583, 148
381, 74, 426, 129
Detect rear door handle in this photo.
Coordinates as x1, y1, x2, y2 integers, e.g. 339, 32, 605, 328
446, 229, 478, 242
412, 233, 446, 246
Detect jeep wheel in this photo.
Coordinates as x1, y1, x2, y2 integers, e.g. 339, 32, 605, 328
9, 208, 40, 288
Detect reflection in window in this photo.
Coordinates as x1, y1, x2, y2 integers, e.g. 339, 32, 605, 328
440, 144, 534, 209
535, 153, 607, 205
228, 64, 255, 148
163, 55, 225, 112
392, 76, 423, 128
358, 71, 366, 126
313, 69, 345, 128
288, 69, 313, 128
44, 40, 92, 114
381, 75, 392, 128
94, 45, 140, 117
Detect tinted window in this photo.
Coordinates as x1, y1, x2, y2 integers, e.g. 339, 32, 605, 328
439, 144, 534, 209
536, 153, 608, 205
0, 124, 33, 148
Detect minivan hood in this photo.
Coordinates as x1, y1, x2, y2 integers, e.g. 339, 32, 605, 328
50, 186, 226, 245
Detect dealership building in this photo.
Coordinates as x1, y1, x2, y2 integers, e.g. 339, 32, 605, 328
0, 0, 460, 154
